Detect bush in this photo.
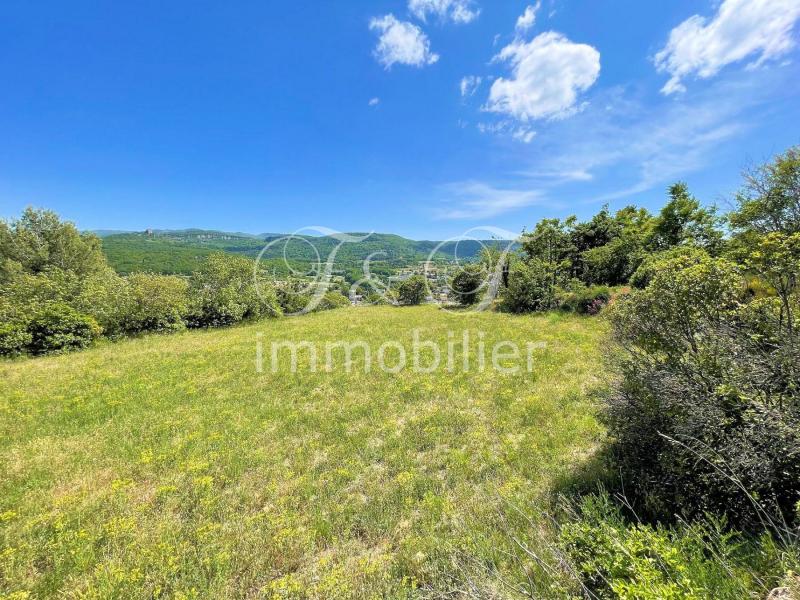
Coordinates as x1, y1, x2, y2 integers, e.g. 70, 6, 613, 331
0, 322, 32, 356
560, 285, 612, 315
73, 268, 129, 336
27, 303, 101, 355
314, 290, 350, 311
365, 291, 393, 305
581, 237, 643, 286
629, 245, 709, 289
396, 275, 428, 306
189, 254, 280, 326
123, 273, 189, 333
449, 264, 485, 305
501, 259, 559, 313
605, 253, 800, 528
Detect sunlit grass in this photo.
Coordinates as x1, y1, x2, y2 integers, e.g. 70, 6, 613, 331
0, 306, 607, 598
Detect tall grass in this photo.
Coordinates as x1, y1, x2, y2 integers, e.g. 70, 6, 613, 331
0, 306, 608, 598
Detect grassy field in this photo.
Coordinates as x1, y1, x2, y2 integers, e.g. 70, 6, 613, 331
0, 306, 608, 599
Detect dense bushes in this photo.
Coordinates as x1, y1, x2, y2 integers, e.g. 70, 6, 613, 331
502, 260, 560, 313
27, 303, 101, 355
188, 253, 280, 326
602, 149, 800, 531
123, 273, 190, 333
0, 322, 31, 356
0, 210, 286, 356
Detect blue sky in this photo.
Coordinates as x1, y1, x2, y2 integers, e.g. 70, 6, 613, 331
1, 0, 799, 240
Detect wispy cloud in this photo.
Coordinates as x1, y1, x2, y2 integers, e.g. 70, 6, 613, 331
408, 0, 480, 25
460, 75, 482, 97
515, 2, 541, 35
434, 181, 546, 219
368, 97, 380, 107
655, 0, 800, 94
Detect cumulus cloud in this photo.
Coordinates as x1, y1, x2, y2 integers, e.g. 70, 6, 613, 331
655, 0, 800, 95
370, 14, 440, 69
460, 75, 482, 97
515, 2, 541, 35
408, 0, 480, 24
435, 181, 544, 219
487, 32, 600, 121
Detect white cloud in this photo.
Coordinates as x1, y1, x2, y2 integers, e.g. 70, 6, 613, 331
435, 181, 544, 219
408, 0, 480, 24
460, 75, 482, 97
487, 32, 600, 121
515, 2, 541, 35
512, 127, 536, 143
655, 0, 800, 95
370, 14, 440, 69
368, 97, 380, 106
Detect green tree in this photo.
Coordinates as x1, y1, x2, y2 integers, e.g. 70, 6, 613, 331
520, 218, 575, 298
0, 208, 106, 282
189, 253, 280, 326
450, 264, 485, 306
396, 274, 428, 306
729, 146, 800, 236
649, 183, 723, 253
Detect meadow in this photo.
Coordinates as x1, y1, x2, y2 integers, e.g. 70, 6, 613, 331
0, 306, 607, 598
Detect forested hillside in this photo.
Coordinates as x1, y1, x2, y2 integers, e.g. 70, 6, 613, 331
100, 230, 511, 275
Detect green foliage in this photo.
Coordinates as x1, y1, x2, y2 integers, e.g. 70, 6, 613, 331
729, 145, 800, 236
629, 246, 710, 290
449, 264, 485, 305
122, 273, 189, 333
560, 493, 788, 600
560, 285, 612, 315
648, 183, 723, 254
26, 303, 101, 355
396, 274, 428, 306
606, 252, 800, 527
188, 253, 280, 327
502, 259, 563, 313
0, 321, 32, 356
0, 208, 107, 282
315, 290, 350, 311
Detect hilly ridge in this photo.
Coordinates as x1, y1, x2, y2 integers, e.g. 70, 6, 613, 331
99, 229, 517, 276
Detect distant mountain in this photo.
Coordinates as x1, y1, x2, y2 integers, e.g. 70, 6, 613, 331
100, 229, 518, 277
91, 229, 134, 238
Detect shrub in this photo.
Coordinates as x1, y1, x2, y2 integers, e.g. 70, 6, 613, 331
396, 275, 428, 306
27, 303, 101, 355
449, 264, 486, 305
315, 290, 350, 311
73, 268, 130, 336
365, 291, 393, 305
560, 285, 612, 315
189, 253, 280, 326
501, 259, 559, 313
0, 322, 32, 356
581, 237, 643, 286
629, 245, 709, 289
605, 253, 800, 528
123, 273, 189, 333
